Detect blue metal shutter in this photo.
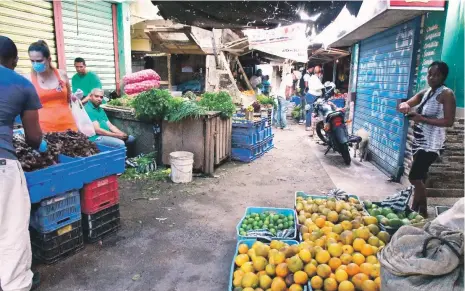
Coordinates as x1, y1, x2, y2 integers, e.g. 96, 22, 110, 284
354, 19, 419, 180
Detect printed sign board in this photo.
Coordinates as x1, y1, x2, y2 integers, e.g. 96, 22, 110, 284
389, 0, 445, 10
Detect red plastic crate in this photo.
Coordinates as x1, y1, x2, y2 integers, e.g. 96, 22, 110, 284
81, 175, 119, 215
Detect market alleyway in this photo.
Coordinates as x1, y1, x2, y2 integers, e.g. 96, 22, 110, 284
35, 124, 428, 291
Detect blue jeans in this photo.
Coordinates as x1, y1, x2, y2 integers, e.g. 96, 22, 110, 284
94, 135, 135, 148
274, 96, 288, 128
305, 93, 317, 127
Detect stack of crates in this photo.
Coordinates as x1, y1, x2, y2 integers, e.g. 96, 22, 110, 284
30, 191, 84, 264
232, 117, 274, 163
80, 175, 121, 243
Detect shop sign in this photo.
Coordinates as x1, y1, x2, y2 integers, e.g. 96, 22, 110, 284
416, 11, 446, 91
243, 23, 307, 46
389, 0, 445, 10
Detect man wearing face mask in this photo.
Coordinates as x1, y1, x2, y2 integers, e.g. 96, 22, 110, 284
0, 36, 45, 291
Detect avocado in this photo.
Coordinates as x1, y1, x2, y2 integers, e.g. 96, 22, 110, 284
389, 219, 403, 228
386, 213, 399, 220
397, 212, 406, 219
408, 211, 419, 220
376, 215, 386, 222
372, 209, 382, 217
364, 200, 373, 209
382, 207, 393, 216
401, 218, 411, 225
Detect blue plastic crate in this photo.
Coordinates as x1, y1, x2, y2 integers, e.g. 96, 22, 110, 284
30, 191, 82, 233
81, 145, 126, 184
231, 143, 262, 162
231, 132, 257, 147
26, 155, 86, 204
236, 207, 297, 241
232, 118, 261, 129
228, 239, 307, 291
264, 127, 272, 138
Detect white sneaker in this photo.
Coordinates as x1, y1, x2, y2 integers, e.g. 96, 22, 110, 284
306, 127, 311, 131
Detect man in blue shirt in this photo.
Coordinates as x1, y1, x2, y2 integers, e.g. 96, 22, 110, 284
0, 36, 45, 291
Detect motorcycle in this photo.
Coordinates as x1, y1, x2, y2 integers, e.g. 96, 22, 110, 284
313, 82, 352, 165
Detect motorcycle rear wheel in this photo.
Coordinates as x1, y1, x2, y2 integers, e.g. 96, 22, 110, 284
341, 143, 351, 165
316, 121, 328, 143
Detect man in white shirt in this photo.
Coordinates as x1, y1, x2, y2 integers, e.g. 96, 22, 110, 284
274, 69, 295, 130
249, 69, 262, 92
299, 66, 313, 124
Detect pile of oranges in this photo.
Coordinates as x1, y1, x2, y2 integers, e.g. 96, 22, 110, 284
295, 196, 390, 291
232, 240, 315, 291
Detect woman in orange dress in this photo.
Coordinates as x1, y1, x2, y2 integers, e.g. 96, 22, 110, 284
26, 40, 77, 133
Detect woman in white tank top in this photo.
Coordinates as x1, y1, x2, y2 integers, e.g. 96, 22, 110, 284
398, 61, 456, 217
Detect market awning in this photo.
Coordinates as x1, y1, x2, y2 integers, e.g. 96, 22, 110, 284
144, 20, 213, 54
308, 48, 350, 66
328, 0, 444, 48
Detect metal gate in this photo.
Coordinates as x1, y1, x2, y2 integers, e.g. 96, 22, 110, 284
0, 0, 57, 74
353, 19, 419, 181
61, 0, 116, 92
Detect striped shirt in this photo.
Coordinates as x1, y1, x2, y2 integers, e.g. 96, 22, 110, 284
412, 85, 447, 154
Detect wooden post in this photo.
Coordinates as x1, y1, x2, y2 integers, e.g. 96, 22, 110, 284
235, 56, 253, 91
167, 54, 172, 89
52, 0, 66, 70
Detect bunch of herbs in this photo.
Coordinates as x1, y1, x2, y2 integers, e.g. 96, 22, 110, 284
198, 91, 235, 119
132, 89, 171, 121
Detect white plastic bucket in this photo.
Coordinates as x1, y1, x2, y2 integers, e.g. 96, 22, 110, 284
169, 151, 194, 183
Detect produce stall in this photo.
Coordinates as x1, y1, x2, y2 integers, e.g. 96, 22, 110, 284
14, 130, 125, 264
229, 187, 426, 291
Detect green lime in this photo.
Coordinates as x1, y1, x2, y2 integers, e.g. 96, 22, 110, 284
277, 224, 284, 230
264, 221, 269, 227
260, 214, 266, 220
247, 218, 254, 224
277, 219, 283, 224
272, 215, 279, 222
288, 215, 294, 221
270, 228, 276, 233
240, 231, 246, 236
279, 214, 285, 219
257, 220, 263, 227
245, 225, 251, 231
283, 222, 289, 229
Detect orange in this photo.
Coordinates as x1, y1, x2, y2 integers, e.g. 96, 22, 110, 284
316, 264, 332, 279
289, 284, 304, 291
342, 245, 354, 254
337, 265, 348, 272
316, 250, 331, 264
310, 276, 324, 290
328, 243, 343, 257
302, 233, 311, 241
271, 277, 287, 291
240, 262, 254, 273
315, 217, 326, 228
294, 271, 309, 284
352, 273, 369, 290
361, 279, 378, 291
234, 269, 245, 279
338, 280, 355, 291
328, 211, 339, 223
353, 238, 366, 252
366, 255, 378, 265
238, 244, 249, 254
361, 244, 374, 257
352, 253, 366, 266
298, 249, 312, 263
275, 263, 289, 278
329, 257, 342, 271
370, 264, 380, 278
266, 264, 276, 276
346, 263, 360, 277
360, 263, 373, 276
324, 277, 338, 291
304, 263, 317, 277
335, 269, 349, 283
374, 277, 381, 289
235, 254, 250, 267
340, 253, 352, 265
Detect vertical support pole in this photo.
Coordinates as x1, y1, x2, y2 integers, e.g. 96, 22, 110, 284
167, 54, 172, 89
116, 2, 128, 77
235, 56, 253, 91
112, 4, 121, 94
53, 0, 66, 70
332, 60, 337, 83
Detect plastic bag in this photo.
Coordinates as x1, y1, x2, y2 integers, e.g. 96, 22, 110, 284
70, 99, 96, 137
123, 69, 160, 85
124, 80, 160, 95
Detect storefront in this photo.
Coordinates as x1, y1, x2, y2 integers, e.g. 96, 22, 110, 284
61, 0, 118, 92
0, 0, 58, 74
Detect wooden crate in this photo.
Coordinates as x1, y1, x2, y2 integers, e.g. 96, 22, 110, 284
162, 111, 232, 175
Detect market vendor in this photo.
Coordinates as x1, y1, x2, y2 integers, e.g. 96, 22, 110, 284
85, 88, 135, 155
72, 57, 102, 104
0, 36, 45, 291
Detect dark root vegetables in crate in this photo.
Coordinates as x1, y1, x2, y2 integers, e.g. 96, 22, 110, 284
14, 130, 100, 172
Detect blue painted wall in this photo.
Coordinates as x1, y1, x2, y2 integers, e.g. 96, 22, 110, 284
353, 19, 420, 180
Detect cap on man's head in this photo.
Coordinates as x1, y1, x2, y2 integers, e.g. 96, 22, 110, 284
0, 36, 18, 61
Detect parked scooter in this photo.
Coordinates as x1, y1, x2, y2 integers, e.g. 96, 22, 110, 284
313, 82, 353, 165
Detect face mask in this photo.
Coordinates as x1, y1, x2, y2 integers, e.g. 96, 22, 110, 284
32, 62, 46, 73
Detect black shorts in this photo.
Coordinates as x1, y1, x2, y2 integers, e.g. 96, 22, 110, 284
409, 150, 439, 181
